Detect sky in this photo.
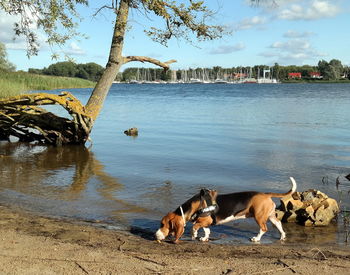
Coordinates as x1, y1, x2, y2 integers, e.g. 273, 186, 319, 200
1, 0, 350, 71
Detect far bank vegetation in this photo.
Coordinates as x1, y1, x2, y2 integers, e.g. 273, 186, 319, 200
27, 59, 350, 83
0, 70, 95, 98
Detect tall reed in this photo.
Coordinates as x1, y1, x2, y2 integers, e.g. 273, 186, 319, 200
0, 71, 95, 98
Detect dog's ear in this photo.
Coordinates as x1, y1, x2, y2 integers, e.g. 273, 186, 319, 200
209, 189, 218, 201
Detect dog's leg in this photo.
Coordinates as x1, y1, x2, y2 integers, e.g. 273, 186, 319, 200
191, 216, 213, 241
251, 217, 268, 242
251, 228, 266, 242
269, 214, 286, 240
191, 225, 199, 240
199, 227, 211, 242
173, 220, 185, 244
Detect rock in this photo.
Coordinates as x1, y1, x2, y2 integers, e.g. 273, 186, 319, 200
287, 199, 304, 211
295, 205, 316, 225
275, 210, 285, 221
301, 189, 317, 202
282, 211, 297, 223
279, 195, 293, 211
124, 127, 138, 136
316, 190, 328, 199
305, 205, 314, 216
304, 219, 314, 227
322, 198, 339, 213
292, 192, 302, 200
314, 205, 335, 226
277, 188, 339, 227
311, 197, 323, 210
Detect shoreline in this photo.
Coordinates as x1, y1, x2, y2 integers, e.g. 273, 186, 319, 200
1, 204, 349, 274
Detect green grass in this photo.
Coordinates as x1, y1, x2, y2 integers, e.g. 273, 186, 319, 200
0, 71, 95, 98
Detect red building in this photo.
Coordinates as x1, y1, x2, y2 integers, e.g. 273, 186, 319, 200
234, 73, 247, 79
288, 72, 302, 79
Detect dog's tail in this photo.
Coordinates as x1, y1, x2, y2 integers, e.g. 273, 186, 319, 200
267, 177, 297, 198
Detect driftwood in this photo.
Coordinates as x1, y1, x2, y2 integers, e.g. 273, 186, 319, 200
0, 92, 92, 145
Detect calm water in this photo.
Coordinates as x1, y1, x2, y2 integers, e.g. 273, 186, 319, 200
1, 83, 350, 245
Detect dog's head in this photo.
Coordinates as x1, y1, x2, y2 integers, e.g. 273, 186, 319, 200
155, 188, 218, 242
155, 212, 183, 242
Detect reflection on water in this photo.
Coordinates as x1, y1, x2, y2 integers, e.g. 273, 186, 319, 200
1, 83, 350, 245
0, 142, 146, 224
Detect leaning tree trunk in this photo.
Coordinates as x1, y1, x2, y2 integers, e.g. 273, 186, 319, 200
84, 0, 129, 122
0, 0, 175, 145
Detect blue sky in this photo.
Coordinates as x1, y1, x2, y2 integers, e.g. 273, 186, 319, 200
1, 0, 349, 71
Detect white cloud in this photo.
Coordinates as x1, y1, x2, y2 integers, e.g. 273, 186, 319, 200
278, 1, 340, 20
0, 11, 47, 51
261, 37, 327, 64
63, 42, 85, 56
283, 30, 315, 38
270, 38, 311, 52
209, 42, 246, 55
247, 0, 342, 21
235, 16, 268, 31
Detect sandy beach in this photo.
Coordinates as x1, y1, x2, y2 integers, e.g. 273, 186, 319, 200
0, 204, 349, 274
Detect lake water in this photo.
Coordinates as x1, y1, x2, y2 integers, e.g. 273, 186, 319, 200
1, 83, 350, 245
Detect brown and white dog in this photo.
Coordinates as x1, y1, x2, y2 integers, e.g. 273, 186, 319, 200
192, 177, 297, 242
155, 188, 218, 243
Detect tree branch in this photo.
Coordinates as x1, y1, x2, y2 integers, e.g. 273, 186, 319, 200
122, 56, 177, 70
93, 5, 116, 17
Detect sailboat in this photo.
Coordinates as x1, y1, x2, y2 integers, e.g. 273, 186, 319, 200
257, 68, 279, 84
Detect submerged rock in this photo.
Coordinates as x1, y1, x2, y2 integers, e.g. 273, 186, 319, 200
124, 127, 138, 136
277, 189, 339, 226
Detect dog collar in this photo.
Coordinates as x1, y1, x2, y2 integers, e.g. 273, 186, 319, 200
179, 206, 186, 227
190, 204, 218, 222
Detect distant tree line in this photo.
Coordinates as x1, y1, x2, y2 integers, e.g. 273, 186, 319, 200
121, 59, 350, 82
23, 58, 350, 83
28, 61, 104, 82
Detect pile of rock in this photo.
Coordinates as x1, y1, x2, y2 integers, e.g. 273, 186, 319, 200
124, 127, 138, 136
276, 189, 339, 226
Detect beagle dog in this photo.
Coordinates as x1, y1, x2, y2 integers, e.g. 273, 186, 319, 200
155, 188, 218, 243
192, 177, 297, 242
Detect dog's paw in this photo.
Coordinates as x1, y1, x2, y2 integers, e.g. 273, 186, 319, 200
280, 235, 286, 241
250, 237, 261, 242
199, 237, 209, 242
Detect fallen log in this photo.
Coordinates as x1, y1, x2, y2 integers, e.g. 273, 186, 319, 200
0, 92, 93, 145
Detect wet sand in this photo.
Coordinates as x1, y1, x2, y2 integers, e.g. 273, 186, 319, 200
0, 204, 349, 274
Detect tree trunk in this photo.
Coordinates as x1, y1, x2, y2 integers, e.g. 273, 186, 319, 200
85, 0, 130, 122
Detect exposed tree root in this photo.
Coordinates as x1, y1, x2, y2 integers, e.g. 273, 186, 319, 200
0, 92, 93, 145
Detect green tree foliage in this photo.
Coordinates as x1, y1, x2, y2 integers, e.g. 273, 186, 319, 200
76, 63, 104, 81
0, 0, 88, 57
30, 61, 104, 81
318, 59, 343, 80
0, 42, 16, 71
43, 61, 78, 77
